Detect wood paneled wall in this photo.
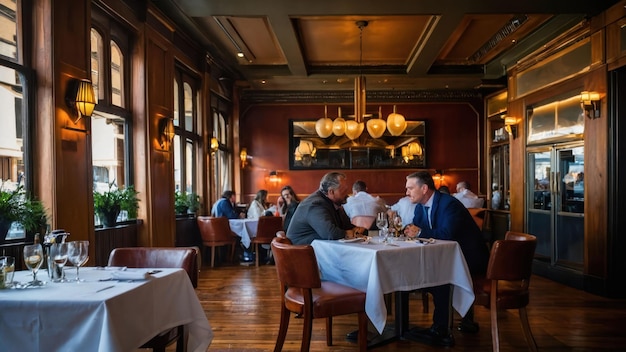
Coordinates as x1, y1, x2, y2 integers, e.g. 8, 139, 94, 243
239, 102, 484, 205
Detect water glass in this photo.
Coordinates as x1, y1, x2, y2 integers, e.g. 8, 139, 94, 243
0, 256, 15, 289
23, 244, 44, 286
67, 241, 89, 282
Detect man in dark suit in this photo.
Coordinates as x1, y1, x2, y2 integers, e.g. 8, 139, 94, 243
404, 171, 489, 347
287, 172, 366, 245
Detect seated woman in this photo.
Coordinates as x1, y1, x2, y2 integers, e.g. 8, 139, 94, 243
247, 189, 269, 219
276, 185, 300, 231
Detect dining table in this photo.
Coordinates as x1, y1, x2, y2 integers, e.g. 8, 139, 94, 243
228, 218, 259, 248
0, 267, 213, 352
311, 236, 474, 345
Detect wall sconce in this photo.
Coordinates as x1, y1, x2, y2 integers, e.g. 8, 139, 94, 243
240, 148, 250, 169
66, 79, 97, 123
580, 91, 601, 119
433, 169, 445, 187
503, 115, 519, 139
210, 137, 219, 155
158, 117, 175, 150
269, 170, 279, 183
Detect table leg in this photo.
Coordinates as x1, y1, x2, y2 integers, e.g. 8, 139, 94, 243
366, 291, 409, 348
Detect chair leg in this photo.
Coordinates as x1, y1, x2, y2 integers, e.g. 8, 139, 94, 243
210, 246, 216, 268
519, 307, 538, 352
357, 311, 368, 352
422, 291, 429, 313
230, 243, 236, 263
301, 313, 313, 352
273, 304, 291, 352
325, 317, 332, 346
255, 243, 260, 267
490, 281, 500, 352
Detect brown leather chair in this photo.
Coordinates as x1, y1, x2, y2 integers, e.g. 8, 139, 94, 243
271, 238, 368, 352
108, 246, 198, 287
107, 247, 199, 352
468, 208, 487, 231
473, 231, 538, 352
196, 216, 237, 267
251, 216, 284, 266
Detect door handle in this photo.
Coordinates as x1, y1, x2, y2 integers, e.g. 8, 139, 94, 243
555, 171, 560, 194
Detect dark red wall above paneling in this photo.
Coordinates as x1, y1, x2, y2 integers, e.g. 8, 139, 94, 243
239, 102, 484, 205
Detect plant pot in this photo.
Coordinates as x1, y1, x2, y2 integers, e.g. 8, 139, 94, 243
99, 211, 120, 228
0, 218, 12, 242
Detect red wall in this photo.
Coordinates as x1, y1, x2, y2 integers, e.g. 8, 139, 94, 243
239, 102, 484, 205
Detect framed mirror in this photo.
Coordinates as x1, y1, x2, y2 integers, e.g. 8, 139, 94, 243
289, 119, 426, 169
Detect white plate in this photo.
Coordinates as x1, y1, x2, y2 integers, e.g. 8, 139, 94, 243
339, 237, 364, 243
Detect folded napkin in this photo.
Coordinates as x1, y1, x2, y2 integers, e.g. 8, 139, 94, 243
110, 270, 150, 281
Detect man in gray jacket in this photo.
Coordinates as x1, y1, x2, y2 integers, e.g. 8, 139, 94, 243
287, 172, 365, 245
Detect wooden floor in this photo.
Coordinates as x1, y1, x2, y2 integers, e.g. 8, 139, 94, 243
193, 260, 626, 351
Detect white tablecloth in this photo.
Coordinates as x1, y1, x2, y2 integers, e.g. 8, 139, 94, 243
229, 219, 259, 248
311, 238, 475, 334
0, 267, 213, 352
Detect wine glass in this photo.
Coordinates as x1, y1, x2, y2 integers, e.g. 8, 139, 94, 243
376, 212, 389, 243
393, 215, 404, 240
23, 244, 44, 286
68, 241, 89, 282
49, 243, 69, 282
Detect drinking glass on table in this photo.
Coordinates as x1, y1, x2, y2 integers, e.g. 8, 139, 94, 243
23, 244, 44, 286
49, 242, 69, 282
376, 212, 389, 243
0, 256, 15, 288
67, 241, 89, 282
392, 214, 404, 240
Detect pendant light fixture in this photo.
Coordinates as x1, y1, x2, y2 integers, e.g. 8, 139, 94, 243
313, 20, 401, 140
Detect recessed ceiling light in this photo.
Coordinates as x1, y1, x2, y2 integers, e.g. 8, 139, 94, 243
237, 52, 244, 58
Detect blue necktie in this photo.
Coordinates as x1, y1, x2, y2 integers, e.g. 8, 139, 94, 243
423, 206, 431, 228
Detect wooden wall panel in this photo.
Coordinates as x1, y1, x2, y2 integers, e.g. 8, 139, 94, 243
146, 29, 175, 247
239, 102, 483, 206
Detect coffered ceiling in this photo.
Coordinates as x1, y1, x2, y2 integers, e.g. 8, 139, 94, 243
152, 0, 618, 93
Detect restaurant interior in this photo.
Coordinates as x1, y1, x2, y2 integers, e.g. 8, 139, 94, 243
2, 0, 626, 350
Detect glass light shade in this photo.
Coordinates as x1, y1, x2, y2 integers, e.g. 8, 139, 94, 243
332, 117, 346, 136
408, 142, 422, 156
210, 137, 219, 153
75, 79, 97, 117
366, 118, 386, 138
504, 116, 518, 125
294, 147, 302, 161
240, 148, 247, 160
315, 117, 334, 138
345, 120, 364, 140
298, 140, 314, 155
387, 106, 407, 136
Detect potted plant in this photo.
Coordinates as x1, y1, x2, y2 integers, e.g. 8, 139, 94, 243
174, 191, 201, 216
174, 191, 189, 215
0, 184, 48, 241
94, 183, 139, 227
187, 192, 201, 214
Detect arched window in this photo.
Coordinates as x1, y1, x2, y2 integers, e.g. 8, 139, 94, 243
91, 8, 134, 226
173, 69, 201, 195
0, 0, 35, 241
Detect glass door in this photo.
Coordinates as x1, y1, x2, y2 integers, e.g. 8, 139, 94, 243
527, 143, 584, 270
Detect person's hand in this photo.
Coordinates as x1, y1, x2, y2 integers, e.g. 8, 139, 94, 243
277, 197, 285, 208
404, 224, 421, 238
345, 227, 365, 239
